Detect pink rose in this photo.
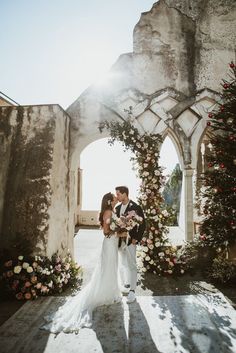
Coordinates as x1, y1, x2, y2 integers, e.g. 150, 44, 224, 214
25, 293, 32, 300
4, 260, 12, 267
16, 292, 23, 300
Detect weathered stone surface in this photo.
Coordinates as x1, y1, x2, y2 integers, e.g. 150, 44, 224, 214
0, 105, 71, 257
67, 0, 236, 236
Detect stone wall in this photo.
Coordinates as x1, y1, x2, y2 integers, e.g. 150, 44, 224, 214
67, 0, 236, 238
0, 105, 71, 257
68, 0, 236, 166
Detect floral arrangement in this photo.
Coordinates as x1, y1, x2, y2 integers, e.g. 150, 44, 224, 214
99, 118, 186, 275
0, 252, 83, 300
110, 210, 143, 233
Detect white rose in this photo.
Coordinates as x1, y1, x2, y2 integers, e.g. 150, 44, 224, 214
145, 256, 150, 261
148, 244, 154, 250
27, 266, 33, 273
14, 266, 22, 274
143, 171, 149, 177
142, 267, 147, 272
110, 223, 116, 231
162, 210, 169, 217
158, 252, 164, 257
18, 255, 24, 261
22, 262, 29, 269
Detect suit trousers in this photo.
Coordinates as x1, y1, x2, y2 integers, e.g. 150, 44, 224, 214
118, 241, 137, 291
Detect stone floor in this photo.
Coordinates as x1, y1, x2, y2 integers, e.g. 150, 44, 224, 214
0, 229, 236, 353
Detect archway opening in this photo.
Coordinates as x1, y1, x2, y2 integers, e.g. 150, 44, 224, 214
79, 137, 141, 225
159, 136, 184, 245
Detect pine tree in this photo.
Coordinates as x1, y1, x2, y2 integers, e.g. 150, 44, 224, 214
199, 62, 236, 250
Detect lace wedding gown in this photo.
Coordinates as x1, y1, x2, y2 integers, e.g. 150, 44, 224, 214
41, 231, 121, 333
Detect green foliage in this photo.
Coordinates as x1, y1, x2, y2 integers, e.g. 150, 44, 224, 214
162, 163, 182, 225
199, 62, 236, 248
208, 255, 236, 283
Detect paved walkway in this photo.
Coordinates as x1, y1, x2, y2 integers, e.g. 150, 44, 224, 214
0, 230, 236, 353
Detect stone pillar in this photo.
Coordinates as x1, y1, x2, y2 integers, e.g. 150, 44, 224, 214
183, 168, 194, 241
74, 168, 82, 225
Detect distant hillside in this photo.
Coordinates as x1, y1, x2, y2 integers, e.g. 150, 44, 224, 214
162, 163, 182, 225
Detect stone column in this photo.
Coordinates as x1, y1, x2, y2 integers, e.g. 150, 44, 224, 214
76, 168, 83, 225
183, 168, 194, 241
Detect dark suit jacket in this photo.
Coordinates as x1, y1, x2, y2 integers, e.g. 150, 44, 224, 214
115, 200, 146, 246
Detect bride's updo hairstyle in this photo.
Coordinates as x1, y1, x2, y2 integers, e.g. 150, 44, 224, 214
99, 192, 113, 226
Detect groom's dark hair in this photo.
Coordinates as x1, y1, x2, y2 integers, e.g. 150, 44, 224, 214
115, 186, 129, 196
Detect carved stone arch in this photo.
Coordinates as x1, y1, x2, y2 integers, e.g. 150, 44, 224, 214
161, 127, 184, 170
65, 0, 236, 243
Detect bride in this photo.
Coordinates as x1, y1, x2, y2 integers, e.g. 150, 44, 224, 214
41, 192, 122, 333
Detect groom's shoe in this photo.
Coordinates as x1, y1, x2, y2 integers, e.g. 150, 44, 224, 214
121, 284, 130, 294
121, 285, 130, 294
127, 290, 136, 304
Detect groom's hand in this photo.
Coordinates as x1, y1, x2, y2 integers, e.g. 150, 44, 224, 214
117, 231, 128, 238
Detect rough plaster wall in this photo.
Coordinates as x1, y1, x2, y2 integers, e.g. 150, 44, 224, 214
68, 0, 236, 166
0, 105, 70, 257
133, 0, 236, 94
0, 107, 17, 232
47, 107, 71, 258
133, 0, 196, 96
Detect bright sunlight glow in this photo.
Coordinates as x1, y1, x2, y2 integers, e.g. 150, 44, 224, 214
80, 136, 179, 210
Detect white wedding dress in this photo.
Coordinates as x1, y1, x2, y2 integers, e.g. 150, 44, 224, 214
41, 229, 121, 333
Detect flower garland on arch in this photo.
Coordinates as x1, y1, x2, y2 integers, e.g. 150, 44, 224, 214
99, 119, 186, 275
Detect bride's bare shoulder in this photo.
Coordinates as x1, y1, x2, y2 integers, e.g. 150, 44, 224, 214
103, 209, 112, 219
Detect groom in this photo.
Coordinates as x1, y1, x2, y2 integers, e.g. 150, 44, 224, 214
115, 186, 146, 303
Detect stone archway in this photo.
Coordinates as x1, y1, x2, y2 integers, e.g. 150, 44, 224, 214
1, 0, 235, 258
66, 0, 235, 244
67, 87, 220, 242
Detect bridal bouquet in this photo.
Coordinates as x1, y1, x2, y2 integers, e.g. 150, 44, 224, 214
110, 210, 143, 236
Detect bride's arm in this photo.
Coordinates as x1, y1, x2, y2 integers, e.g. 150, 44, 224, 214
103, 210, 113, 237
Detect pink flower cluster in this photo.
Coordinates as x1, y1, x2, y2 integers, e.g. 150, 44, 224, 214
110, 210, 143, 233
0, 253, 82, 300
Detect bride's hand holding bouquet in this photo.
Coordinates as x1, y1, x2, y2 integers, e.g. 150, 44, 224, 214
110, 211, 143, 238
